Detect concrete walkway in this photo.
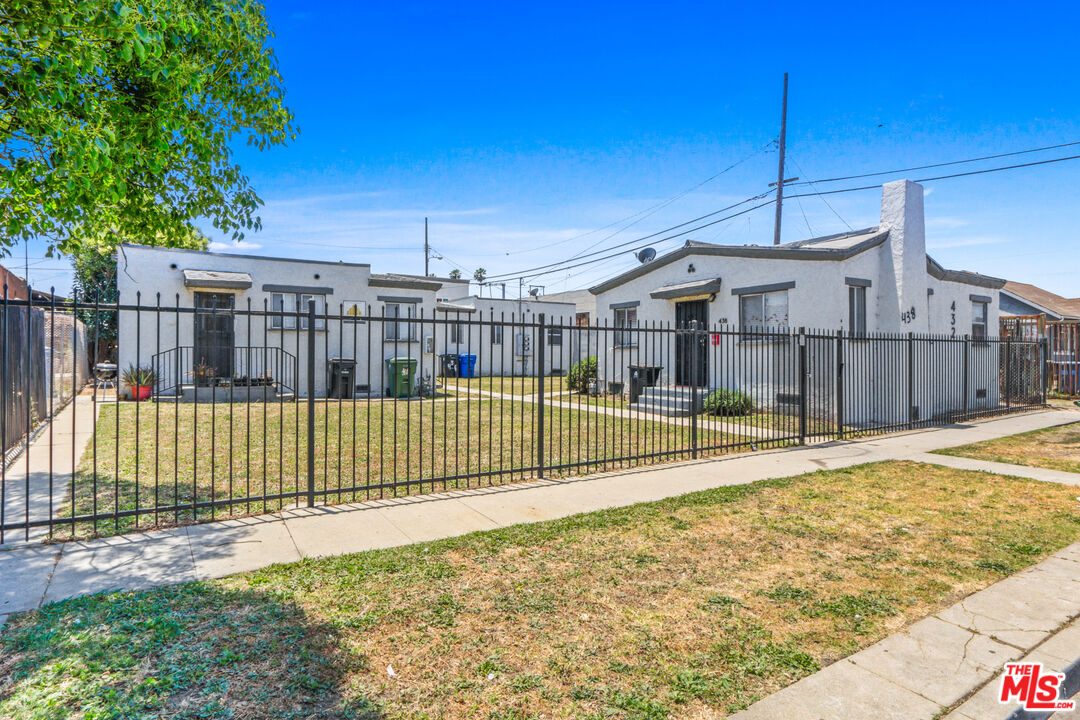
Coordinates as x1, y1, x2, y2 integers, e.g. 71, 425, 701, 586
0, 408, 1075, 630
0, 394, 98, 542
452, 383, 786, 439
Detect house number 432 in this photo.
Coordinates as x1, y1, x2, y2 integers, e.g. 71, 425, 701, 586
900, 306, 917, 324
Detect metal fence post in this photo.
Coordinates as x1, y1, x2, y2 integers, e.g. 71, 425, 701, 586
1041, 335, 1049, 405
907, 331, 914, 428
798, 328, 807, 446
536, 313, 546, 478
306, 298, 316, 507
962, 334, 970, 419
690, 321, 700, 460
835, 329, 844, 440
1004, 335, 1012, 410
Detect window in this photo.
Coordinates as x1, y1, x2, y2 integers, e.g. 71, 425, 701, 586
848, 285, 867, 335
548, 327, 563, 346
270, 292, 326, 330
385, 302, 417, 341
972, 301, 988, 339
450, 321, 465, 344
614, 307, 637, 347
575, 312, 590, 327
492, 324, 503, 345
739, 290, 789, 332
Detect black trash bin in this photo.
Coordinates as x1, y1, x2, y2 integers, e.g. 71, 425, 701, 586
328, 358, 357, 399
438, 353, 460, 378
628, 363, 663, 403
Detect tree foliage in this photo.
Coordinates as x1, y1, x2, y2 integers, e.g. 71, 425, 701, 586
0, 0, 296, 253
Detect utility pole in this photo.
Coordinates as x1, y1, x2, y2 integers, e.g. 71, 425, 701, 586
424, 217, 429, 276
773, 72, 789, 246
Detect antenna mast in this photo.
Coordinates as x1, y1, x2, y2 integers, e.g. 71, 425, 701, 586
424, 217, 429, 276
772, 73, 789, 246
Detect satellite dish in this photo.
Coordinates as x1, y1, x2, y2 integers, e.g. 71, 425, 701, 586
528, 287, 540, 297
636, 247, 656, 264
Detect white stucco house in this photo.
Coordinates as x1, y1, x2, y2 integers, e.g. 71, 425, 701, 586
435, 295, 577, 376
115, 244, 469, 398
580, 180, 1008, 422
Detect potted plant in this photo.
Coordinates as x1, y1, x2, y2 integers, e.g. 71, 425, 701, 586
122, 365, 156, 401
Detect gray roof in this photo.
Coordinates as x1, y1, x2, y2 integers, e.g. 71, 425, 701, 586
925, 256, 1005, 290
589, 226, 1006, 295
589, 228, 888, 294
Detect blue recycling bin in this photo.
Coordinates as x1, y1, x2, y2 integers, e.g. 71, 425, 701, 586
457, 354, 477, 378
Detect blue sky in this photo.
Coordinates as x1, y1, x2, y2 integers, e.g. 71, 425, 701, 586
21, 1, 1080, 297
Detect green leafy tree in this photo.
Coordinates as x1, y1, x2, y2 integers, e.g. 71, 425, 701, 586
473, 268, 486, 283
448, 269, 462, 280
72, 226, 208, 361
0, 0, 296, 253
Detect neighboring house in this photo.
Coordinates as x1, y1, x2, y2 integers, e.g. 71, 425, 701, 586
0, 264, 29, 301
539, 289, 598, 328
115, 244, 468, 398
582, 180, 1007, 421
1000, 281, 1080, 322
436, 295, 577, 376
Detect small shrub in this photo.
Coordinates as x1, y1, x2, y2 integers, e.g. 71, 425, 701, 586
702, 388, 753, 416
567, 356, 598, 393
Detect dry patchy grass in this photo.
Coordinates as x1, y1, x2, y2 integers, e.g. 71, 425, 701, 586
7, 461, 1080, 719
934, 421, 1080, 474
62, 398, 760, 539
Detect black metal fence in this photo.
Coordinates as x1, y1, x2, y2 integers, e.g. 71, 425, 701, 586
0, 295, 1047, 543
1, 301, 89, 457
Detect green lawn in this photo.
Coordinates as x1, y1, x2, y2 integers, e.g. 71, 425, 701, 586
5, 462, 1080, 719
934, 421, 1080, 474
61, 396, 759, 538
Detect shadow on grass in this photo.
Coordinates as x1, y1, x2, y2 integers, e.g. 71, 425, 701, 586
0, 581, 381, 719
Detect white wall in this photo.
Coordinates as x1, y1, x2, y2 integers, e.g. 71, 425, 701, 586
437, 296, 577, 376
116, 245, 452, 397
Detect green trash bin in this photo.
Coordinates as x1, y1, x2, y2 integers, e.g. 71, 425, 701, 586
385, 357, 418, 398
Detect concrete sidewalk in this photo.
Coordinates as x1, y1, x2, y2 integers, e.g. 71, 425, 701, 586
730, 542, 1080, 720
0, 408, 1075, 627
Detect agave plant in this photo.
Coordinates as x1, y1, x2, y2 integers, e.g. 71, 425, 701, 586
121, 365, 156, 387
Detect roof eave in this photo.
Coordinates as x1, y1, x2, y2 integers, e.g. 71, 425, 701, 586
589, 230, 889, 295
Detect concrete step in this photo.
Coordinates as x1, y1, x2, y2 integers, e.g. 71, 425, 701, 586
639, 386, 706, 401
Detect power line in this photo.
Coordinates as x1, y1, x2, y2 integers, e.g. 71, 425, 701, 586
505, 143, 774, 258
784, 152, 1080, 200
484, 191, 775, 282
787, 154, 853, 231
495, 150, 1080, 285
511, 199, 776, 283
787, 139, 1080, 186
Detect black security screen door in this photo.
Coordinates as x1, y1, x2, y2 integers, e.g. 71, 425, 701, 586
675, 299, 708, 386
194, 292, 235, 384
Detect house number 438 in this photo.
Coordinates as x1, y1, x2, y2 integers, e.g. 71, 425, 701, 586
900, 306, 917, 324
